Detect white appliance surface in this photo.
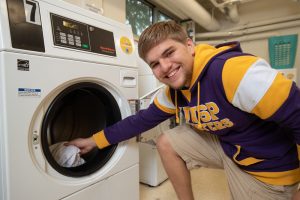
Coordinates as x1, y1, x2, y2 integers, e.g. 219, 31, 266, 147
0, 0, 139, 199
138, 87, 169, 186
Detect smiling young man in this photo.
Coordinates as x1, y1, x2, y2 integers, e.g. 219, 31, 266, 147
146, 38, 194, 90
68, 21, 300, 199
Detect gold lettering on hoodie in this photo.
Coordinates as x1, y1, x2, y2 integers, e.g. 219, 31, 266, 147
180, 102, 234, 131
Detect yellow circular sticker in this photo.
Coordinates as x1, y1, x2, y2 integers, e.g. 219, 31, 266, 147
120, 36, 133, 54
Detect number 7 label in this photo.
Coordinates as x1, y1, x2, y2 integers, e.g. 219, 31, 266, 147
23, 0, 41, 25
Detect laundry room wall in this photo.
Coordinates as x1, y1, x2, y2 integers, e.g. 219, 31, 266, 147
234, 0, 300, 85
195, 0, 300, 84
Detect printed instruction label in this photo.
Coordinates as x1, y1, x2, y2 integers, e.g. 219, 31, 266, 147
18, 88, 41, 97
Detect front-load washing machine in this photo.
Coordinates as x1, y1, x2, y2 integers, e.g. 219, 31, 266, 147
0, 0, 139, 199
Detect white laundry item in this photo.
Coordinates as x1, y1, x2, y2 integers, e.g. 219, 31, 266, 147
49, 142, 85, 168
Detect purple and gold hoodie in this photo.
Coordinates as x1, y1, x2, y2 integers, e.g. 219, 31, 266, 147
93, 42, 300, 186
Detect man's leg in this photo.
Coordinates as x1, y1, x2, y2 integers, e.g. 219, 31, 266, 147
222, 153, 298, 200
293, 190, 300, 200
156, 124, 224, 200
157, 133, 194, 200
156, 124, 299, 199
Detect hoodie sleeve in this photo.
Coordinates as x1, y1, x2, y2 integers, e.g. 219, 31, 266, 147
222, 56, 300, 144
92, 87, 175, 149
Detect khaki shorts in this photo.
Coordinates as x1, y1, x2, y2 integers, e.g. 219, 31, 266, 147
164, 124, 298, 200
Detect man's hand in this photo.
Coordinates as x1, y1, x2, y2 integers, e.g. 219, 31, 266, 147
65, 137, 97, 155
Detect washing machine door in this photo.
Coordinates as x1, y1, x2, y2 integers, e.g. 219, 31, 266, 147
41, 82, 121, 177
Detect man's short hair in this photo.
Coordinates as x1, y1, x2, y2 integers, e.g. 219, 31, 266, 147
138, 20, 188, 61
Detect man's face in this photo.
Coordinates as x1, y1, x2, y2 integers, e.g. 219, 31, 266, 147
145, 38, 195, 89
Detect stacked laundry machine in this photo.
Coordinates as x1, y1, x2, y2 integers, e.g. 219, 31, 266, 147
0, 0, 139, 199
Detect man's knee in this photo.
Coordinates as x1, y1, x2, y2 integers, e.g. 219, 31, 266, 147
156, 133, 175, 155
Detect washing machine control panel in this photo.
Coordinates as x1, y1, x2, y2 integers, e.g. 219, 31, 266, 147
51, 13, 116, 57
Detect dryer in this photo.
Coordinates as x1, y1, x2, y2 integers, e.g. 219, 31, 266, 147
0, 0, 139, 199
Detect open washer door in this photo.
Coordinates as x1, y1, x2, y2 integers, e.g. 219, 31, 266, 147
41, 82, 121, 177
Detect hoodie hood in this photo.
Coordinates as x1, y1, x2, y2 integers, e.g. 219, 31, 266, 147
189, 41, 242, 91
173, 41, 242, 126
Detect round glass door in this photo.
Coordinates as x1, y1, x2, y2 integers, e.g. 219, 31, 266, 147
41, 82, 121, 177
